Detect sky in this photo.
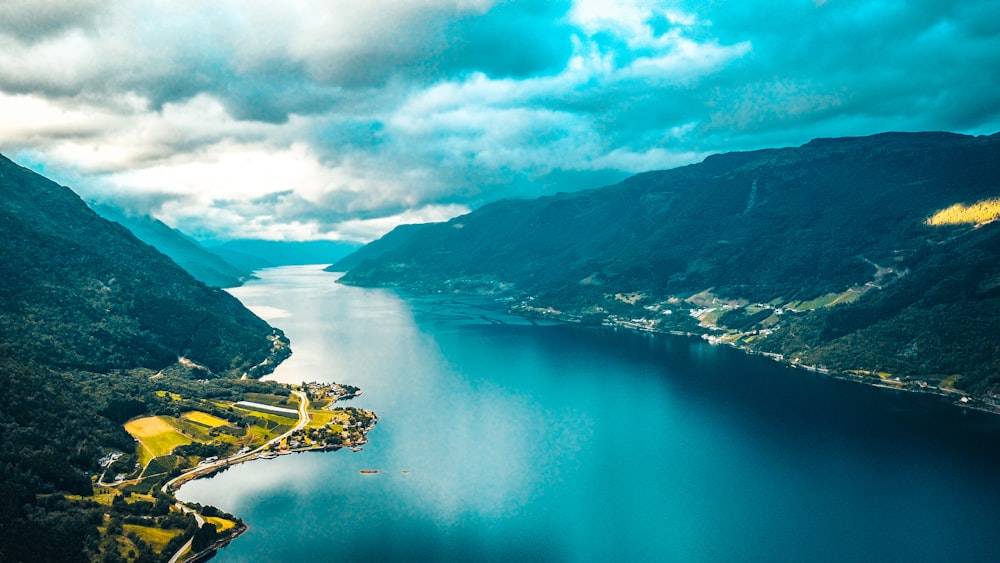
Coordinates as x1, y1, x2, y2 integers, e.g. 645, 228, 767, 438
1, 0, 998, 243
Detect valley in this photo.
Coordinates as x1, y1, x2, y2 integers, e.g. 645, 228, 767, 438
4, 2, 999, 560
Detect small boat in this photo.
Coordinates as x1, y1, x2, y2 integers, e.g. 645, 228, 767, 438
359, 469, 379, 475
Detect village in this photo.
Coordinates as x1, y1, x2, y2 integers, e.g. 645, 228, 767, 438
84, 380, 378, 562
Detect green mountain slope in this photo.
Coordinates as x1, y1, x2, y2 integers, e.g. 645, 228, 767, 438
339, 132, 1000, 402
0, 154, 290, 561
90, 204, 251, 288
0, 158, 282, 374
326, 223, 430, 272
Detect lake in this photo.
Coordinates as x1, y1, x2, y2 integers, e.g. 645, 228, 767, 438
179, 265, 1000, 562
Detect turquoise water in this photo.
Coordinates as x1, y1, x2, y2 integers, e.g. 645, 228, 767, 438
179, 265, 1000, 562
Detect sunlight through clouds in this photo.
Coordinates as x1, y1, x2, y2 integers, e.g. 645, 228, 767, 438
0, 0, 997, 242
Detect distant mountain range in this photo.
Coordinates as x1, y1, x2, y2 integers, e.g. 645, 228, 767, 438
209, 239, 361, 272
338, 132, 1000, 404
91, 206, 363, 287
0, 153, 289, 560
90, 203, 252, 288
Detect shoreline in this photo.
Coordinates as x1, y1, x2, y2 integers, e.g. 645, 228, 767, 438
508, 305, 997, 417
170, 278, 989, 562
363, 282, 996, 417
186, 522, 247, 562
653, 321, 991, 415
162, 388, 378, 562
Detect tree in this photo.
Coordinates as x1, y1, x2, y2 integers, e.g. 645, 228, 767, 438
192, 522, 218, 551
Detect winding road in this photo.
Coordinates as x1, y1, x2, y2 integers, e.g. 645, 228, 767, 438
163, 390, 310, 562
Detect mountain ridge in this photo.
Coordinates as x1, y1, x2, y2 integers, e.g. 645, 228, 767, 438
0, 153, 290, 561
90, 203, 252, 288
338, 131, 1000, 403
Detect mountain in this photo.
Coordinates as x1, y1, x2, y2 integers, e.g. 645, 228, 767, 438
210, 239, 362, 270
339, 132, 1000, 402
0, 154, 289, 561
0, 158, 285, 375
327, 223, 430, 272
90, 203, 251, 288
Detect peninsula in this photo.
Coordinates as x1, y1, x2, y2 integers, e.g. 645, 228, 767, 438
0, 153, 376, 562
102, 380, 378, 563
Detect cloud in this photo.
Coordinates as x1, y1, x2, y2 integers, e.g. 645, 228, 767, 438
0, 0, 106, 44
334, 204, 473, 242
1, 0, 998, 243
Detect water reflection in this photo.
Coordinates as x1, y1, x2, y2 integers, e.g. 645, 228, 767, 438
219, 266, 580, 525
174, 265, 1000, 562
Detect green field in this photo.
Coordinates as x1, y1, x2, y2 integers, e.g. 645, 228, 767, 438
122, 393, 305, 481
792, 292, 840, 310
204, 516, 237, 532
167, 417, 218, 441
122, 524, 185, 552
306, 408, 352, 429
243, 392, 296, 408
792, 287, 864, 310
141, 455, 178, 478
182, 410, 230, 427
125, 416, 195, 466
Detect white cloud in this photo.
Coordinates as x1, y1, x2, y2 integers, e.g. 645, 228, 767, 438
568, 0, 702, 49
621, 37, 752, 83
335, 203, 472, 242
569, 0, 665, 44
0, 92, 117, 143
2, 0, 752, 242
1, 0, 997, 244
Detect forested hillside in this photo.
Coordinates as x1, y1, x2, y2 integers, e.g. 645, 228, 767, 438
0, 154, 289, 561
90, 204, 251, 288
327, 223, 430, 272
339, 132, 1000, 402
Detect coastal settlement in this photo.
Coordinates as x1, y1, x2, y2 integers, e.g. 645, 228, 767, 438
80, 380, 376, 562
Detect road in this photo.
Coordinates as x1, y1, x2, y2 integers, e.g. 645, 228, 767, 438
161, 390, 310, 494
166, 506, 204, 563
163, 390, 309, 562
